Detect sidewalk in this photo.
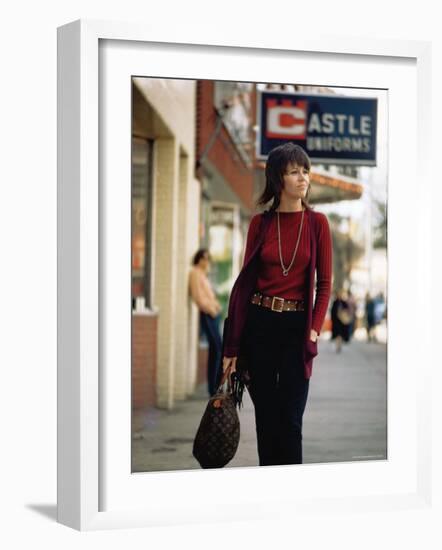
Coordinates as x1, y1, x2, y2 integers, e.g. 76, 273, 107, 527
132, 334, 387, 472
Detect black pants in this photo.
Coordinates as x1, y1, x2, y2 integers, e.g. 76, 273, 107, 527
200, 312, 223, 396
242, 303, 310, 466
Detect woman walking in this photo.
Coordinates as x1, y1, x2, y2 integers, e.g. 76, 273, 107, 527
222, 143, 332, 466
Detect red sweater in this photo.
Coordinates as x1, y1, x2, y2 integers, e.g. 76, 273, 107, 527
244, 210, 332, 335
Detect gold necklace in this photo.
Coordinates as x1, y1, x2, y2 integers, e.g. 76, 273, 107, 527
277, 208, 304, 277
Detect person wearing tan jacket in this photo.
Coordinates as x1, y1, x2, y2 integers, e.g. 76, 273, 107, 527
189, 249, 223, 396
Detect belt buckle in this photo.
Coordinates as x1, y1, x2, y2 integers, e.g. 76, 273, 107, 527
271, 296, 284, 313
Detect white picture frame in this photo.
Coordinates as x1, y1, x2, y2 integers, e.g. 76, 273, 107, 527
57, 18, 433, 531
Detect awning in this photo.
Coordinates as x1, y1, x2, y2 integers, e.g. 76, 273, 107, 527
309, 171, 363, 203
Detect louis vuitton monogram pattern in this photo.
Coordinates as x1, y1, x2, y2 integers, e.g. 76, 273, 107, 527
193, 391, 240, 469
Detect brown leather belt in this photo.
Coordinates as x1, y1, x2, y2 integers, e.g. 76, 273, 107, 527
250, 291, 305, 313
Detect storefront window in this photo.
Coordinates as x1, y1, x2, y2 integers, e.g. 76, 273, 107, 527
131, 137, 154, 309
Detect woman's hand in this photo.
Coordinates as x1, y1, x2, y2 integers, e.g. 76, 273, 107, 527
310, 329, 318, 342
222, 356, 237, 374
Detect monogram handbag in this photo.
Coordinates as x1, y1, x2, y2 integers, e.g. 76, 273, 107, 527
192, 314, 251, 468
192, 367, 240, 469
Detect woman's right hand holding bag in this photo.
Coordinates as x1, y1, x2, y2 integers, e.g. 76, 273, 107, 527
222, 356, 237, 374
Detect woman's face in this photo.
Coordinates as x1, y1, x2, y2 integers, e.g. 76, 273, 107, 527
281, 162, 310, 201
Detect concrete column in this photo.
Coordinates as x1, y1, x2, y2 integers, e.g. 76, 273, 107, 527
173, 153, 190, 400
186, 177, 202, 394
152, 137, 179, 409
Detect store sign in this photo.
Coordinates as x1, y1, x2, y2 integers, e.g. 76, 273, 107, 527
257, 91, 378, 165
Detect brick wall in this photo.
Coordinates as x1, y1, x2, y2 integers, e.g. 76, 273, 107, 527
132, 313, 158, 410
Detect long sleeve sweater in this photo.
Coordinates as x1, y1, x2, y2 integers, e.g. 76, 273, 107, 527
243, 210, 332, 335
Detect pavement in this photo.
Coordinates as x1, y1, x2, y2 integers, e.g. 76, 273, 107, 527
132, 327, 387, 472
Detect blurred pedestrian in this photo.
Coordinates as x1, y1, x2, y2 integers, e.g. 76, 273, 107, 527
331, 289, 351, 352
222, 142, 333, 466
364, 292, 376, 342
374, 292, 386, 325
189, 249, 223, 396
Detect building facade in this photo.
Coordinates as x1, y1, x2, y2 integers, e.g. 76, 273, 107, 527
195, 80, 257, 320
132, 77, 200, 410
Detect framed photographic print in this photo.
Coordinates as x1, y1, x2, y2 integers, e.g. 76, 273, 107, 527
57, 19, 433, 530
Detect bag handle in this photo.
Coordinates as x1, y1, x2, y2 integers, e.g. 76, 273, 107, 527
215, 365, 233, 394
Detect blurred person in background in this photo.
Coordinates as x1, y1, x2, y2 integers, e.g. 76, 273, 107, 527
221, 143, 332, 466
331, 289, 352, 352
374, 292, 386, 325
189, 249, 223, 396
364, 292, 377, 342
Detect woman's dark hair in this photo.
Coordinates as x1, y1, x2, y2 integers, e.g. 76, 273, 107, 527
192, 248, 210, 265
257, 142, 313, 212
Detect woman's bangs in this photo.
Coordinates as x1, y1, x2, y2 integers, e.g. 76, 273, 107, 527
285, 149, 311, 172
